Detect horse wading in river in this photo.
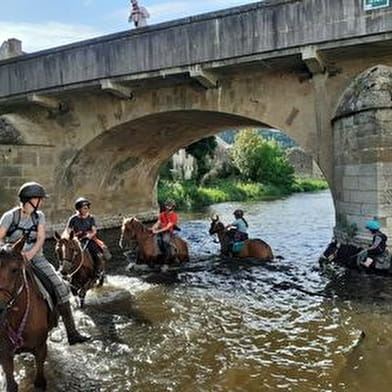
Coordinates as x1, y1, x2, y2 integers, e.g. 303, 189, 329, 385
209, 215, 274, 261
119, 217, 189, 266
0, 238, 58, 392
54, 231, 102, 308
319, 239, 392, 273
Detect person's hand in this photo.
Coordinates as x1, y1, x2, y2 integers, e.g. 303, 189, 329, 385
22, 250, 34, 261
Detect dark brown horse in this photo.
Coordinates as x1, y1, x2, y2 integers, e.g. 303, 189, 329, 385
0, 238, 57, 392
119, 217, 189, 266
209, 216, 274, 261
54, 231, 102, 308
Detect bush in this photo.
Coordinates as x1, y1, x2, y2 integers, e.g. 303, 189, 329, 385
231, 129, 294, 188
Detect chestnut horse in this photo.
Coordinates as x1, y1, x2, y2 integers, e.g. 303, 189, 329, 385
0, 238, 57, 392
209, 216, 274, 261
54, 231, 103, 308
119, 217, 189, 266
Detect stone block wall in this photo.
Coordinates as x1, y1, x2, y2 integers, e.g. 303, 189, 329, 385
0, 144, 55, 215
333, 65, 392, 243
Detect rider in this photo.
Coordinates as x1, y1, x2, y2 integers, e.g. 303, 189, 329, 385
0, 182, 90, 345
227, 209, 249, 244
65, 197, 110, 279
360, 217, 389, 269
151, 200, 178, 260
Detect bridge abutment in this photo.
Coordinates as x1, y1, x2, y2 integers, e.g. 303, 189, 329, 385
333, 65, 392, 243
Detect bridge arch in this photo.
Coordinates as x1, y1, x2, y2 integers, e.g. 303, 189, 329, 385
53, 108, 329, 228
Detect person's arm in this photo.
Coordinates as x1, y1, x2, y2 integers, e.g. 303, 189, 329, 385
23, 223, 45, 261
153, 222, 172, 234
0, 225, 7, 245
368, 235, 382, 251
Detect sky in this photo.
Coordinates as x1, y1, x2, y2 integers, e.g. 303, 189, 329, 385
0, 0, 260, 53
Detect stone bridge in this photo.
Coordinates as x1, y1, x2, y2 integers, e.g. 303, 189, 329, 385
0, 0, 392, 241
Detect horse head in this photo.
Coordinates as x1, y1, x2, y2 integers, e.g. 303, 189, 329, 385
0, 238, 25, 317
119, 217, 140, 251
320, 238, 341, 264
209, 215, 225, 235
54, 231, 82, 277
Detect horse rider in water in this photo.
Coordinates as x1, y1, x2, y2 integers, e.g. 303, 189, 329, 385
65, 197, 110, 280
227, 209, 249, 245
151, 200, 178, 261
0, 182, 90, 345
358, 217, 390, 270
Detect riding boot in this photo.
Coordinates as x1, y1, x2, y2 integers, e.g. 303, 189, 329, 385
58, 302, 91, 345
94, 253, 105, 275
95, 253, 106, 286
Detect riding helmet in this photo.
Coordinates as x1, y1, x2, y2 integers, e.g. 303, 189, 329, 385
165, 200, 176, 208
233, 209, 244, 218
74, 197, 91, 210
365, 218, 380, 231
18, 182, 47, 203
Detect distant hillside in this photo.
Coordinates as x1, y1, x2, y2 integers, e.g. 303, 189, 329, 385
219, 129, 297, 149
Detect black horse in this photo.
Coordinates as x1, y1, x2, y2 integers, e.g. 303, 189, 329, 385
319, 239, 391, 274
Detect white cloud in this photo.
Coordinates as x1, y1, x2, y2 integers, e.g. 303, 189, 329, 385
0, 21, 102, 53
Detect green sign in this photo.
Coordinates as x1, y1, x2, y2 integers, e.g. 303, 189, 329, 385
364, 0, 390, 10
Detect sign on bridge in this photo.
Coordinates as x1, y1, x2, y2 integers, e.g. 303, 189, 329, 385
364, 0, 390, 10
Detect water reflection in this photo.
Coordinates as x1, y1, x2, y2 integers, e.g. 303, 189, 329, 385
5, 190, 392, 391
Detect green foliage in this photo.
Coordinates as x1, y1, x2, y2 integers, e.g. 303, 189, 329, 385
185, 136, 218, 182
231, 129, 295, 189
219, 129, 297, 148
291, 178, 328, 193
158, 179, 292, 210
159, 158, 174, 180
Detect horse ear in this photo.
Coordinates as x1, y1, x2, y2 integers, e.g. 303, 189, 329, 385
12, 237, 25, 254
54, 231, 61, 241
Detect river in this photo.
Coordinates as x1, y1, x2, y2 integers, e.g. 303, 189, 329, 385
5, 190, 392, 392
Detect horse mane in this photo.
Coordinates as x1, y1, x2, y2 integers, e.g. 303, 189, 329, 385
124, 217, 150, 234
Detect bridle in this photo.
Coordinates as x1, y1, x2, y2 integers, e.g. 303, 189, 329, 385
0, 254, 31, 351
56, 238, 85, 279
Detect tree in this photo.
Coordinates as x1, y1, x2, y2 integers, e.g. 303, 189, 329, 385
185, 136, 217, 182
231, 129, 294, 188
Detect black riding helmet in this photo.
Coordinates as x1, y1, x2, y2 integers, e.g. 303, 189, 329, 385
74, 197, 91, 210
18, 182, 48, 204
233, 209, 244, 218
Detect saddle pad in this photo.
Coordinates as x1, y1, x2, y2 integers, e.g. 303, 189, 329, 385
232, 241, 245, 254
32, 273, 54, 311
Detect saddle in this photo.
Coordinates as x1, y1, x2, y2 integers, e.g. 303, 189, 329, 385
29, 265, 56, 311
231, 241, 245, 254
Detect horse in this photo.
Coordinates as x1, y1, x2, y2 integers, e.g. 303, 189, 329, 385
319, 239, 392, 273
54, 231, 103, 308
0, 238, 57, 392
119, 217, 189, 266
209, 215, 274, 261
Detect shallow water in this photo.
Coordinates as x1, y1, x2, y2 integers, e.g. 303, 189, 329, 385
4, 190, 392, 392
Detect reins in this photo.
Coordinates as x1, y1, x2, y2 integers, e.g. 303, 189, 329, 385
0, 256, 31, 351
61, 239, 85, 278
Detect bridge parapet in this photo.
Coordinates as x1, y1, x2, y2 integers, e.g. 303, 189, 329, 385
0, 0, 391, 104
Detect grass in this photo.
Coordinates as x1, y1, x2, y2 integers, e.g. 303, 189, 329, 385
158, 177, 328, 210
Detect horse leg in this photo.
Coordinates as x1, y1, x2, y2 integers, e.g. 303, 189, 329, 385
1, 354, 18, 392
33, 343, 47, 391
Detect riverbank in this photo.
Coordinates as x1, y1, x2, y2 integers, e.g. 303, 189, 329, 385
158, 178, 328, 210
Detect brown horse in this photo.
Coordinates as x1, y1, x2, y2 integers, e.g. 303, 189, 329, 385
0, 238, 57, 392
209, 215, 274, 261
54, 231, 103, 308
119, 217, 189, 266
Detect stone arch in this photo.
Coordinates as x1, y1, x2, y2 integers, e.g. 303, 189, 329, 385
54, 109, 326, 227
332, 65, 392, 242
